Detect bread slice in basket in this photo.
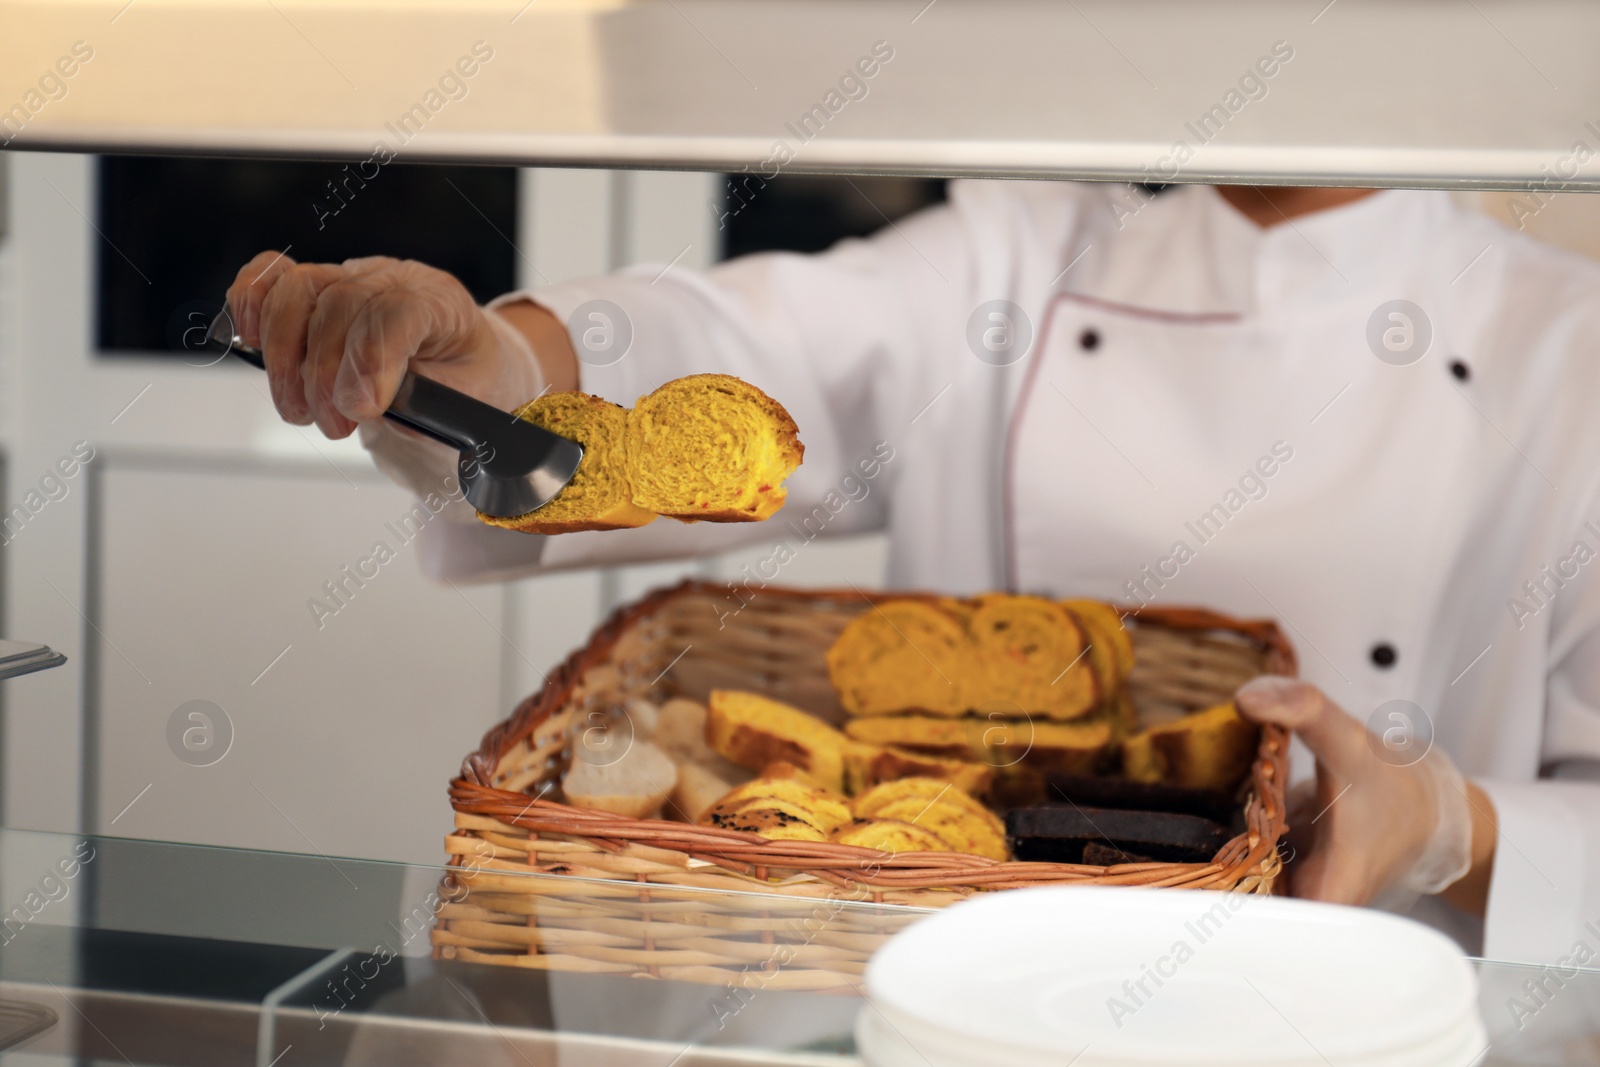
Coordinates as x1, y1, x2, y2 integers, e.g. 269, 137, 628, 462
844, 715, 1113, 776
694, 766, 1009, 860
833, 819, 948, 853
562, 740, 677, 818
842, 742, 994, 795
825, 599, 971, 717
705, 689, 992, 796
966, 594, 1099, 721
707, 690, 851, 792
1061, 597, 1134, 698
827, 594, 1101, 720
1122, 701, 1260, 793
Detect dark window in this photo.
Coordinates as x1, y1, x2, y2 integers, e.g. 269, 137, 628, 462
95, 156, 517, 356
717, 175, 947, 260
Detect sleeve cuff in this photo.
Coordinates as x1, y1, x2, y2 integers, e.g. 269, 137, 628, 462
415, 515, 549, 584
1477, 779, 1591, 964
486, 280, 658, 409
356, 420, 477, 525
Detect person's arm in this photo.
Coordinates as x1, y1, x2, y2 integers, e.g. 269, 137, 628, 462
1471, 613, 1600, 963
1466, 474, 1600, 962
226, 182, 1085, 584
494, 300, 578, 393
349, 298, 580, 546
406, 189, 1007, 582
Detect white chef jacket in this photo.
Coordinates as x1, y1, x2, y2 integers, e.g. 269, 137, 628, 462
381, 181, 1600, 966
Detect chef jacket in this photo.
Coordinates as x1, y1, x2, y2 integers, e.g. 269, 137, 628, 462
371, 181, 1600, 966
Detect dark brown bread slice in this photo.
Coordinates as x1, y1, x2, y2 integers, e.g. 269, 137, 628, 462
1046, 773, 1240, 826
987, 763, 1048, 810
1005, 804, 1230, 865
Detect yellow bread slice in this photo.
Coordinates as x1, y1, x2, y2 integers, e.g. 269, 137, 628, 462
867, 797, 1008, 861
1122, 732, 1159, 784
747, 821, 829, 842
827, 599, 970, 717
1122, 701, 1260, 792
701, 795, 828, 835
759, 761, 825, 787
704, 801, 831, 841
653, 698, 755, 787
844, 716, 971, 760
706, 690, 992, 797
626, 374, 803, 522
851, 777, 1005, 842
984, 717, 1114, 775
1060, 601, 1120, 701
706, 690, 849, 793
967, 595, 1099, 721
707, 776, 853, 833
1112, 690, 1140, 739
832, 819, 949, 854
936, 596, 979, 628
842, 741, 993, 796
1062, 601, 1139, 694
844, 715, 1113, 775
479, 392, 657, 534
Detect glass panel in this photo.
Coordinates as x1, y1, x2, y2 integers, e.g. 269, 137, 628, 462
0, 829, 907, 1065
2, 829, 1598, 1065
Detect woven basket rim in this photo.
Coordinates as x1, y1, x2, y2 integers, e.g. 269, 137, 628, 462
450, 580, 1295, 892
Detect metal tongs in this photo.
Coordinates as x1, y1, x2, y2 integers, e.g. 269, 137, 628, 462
202, 309, 581, 518
0, 639, 67, 681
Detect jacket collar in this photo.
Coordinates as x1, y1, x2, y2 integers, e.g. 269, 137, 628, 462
1062, 183, 1460, 318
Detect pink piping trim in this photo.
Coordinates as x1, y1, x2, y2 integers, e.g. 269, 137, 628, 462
1001, 292, 1243, 591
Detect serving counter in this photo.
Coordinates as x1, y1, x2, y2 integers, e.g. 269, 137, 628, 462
0, 828, 1596, 1066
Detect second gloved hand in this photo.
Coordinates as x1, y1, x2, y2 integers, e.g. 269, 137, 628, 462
1234, 676, 1475, 907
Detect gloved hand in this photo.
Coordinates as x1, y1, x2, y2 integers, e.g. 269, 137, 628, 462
224, 252, 544, 440
1235, 676, 1475, 907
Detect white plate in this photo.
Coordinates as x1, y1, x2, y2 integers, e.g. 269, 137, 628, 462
858, 886, 1486, 1067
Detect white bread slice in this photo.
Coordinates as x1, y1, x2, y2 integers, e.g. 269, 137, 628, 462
670, 760, 747, 823
625, 697, 661, 741
563, 741, 677, 818
654, 697, 754, 782
654, 698, 717, 762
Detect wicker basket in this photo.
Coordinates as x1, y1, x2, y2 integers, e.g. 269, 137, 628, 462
437, 581, 1295, 989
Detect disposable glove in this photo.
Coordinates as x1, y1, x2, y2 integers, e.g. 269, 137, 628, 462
225, 252, 544, 439
226, 253, 544, 511
1235, 676, 1474, 907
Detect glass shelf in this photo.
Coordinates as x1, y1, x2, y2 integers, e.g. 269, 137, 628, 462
0, 828, 1596, 1065
6, 0, 1600, 189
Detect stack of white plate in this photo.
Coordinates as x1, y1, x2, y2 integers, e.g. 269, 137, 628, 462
857, 886, 1486, 1067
